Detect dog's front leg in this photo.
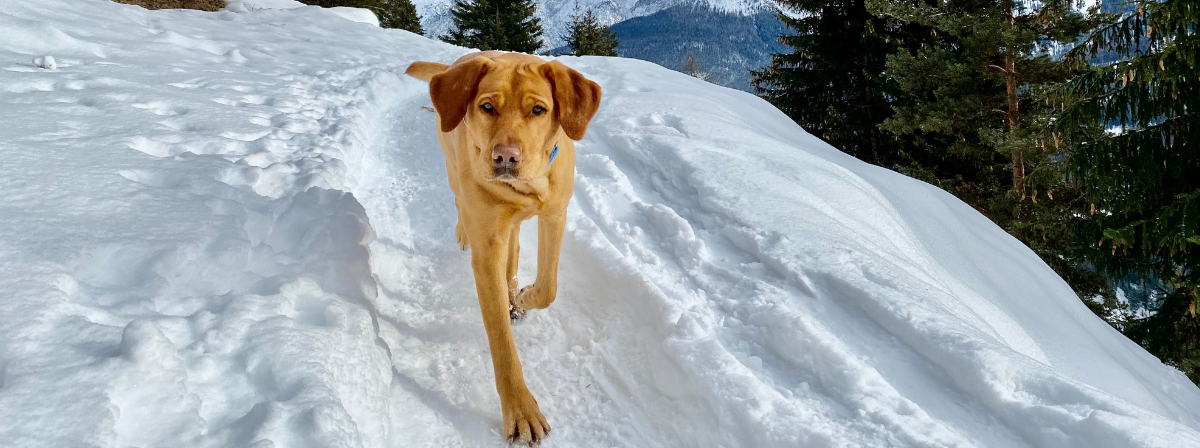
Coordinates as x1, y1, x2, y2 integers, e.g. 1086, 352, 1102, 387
454, 197, 469, 251
515, 209, 565, 310
507, 223, 520, 300
467, 212, 550, 444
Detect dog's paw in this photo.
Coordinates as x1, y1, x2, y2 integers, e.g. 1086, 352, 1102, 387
509, 301, 528, 323
514, 284, 555, 311
513, 285, 534, 310
509, 280, 530, 322
455, 221, 469, 251
503, 390, 549, 445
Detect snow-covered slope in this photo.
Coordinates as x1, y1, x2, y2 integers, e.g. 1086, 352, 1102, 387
413, 0, 770, 48
1, 1, 1198, 447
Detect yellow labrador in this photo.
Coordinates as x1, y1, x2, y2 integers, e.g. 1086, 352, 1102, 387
405, 52, 601, 444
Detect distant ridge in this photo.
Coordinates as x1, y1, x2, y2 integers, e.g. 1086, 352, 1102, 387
411, 0, 773, 49
608, 5, 786, 91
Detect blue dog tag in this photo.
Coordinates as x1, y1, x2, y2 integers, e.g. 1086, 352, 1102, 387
549, 143, 559, 166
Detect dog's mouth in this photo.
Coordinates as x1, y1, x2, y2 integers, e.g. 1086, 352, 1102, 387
492, 167, 524, 182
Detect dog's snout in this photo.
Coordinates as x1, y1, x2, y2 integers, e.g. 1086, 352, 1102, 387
492, 143, 522, 171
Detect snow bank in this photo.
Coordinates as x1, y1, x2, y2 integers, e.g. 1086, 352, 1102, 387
227, 0, 379, 27
0, 0, 1197, 447
230, 0, 306, 10
327, 7, 380, 27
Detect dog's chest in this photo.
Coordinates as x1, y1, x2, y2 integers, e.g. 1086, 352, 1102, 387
507, 177, 550, 203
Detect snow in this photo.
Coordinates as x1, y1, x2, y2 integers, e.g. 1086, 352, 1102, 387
227, 0, 380, 26
327, 6, 380, 27
235, 0, 306, 10
32, 55, 56, 70
1, 0, 1198, 447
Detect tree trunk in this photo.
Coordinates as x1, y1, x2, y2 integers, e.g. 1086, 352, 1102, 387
864, 54, 880, 165
1004, 0, 1024, 195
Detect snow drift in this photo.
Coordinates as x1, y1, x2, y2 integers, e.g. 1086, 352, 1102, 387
0, 0, 1197, 447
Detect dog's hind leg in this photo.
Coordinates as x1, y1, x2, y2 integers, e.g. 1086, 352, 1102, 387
515, 209, 565, 310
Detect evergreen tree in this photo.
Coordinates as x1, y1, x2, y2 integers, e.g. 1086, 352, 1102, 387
867, 0, 1111, 307
868, 0, 1099, 195
376, 0, 423, 33
298, 0, 423, 34
1059, 0, 1200, 382
868, 0, 1099, 196
443, 0, 544, 53
565, 9, 619, 56
750, 0, 922, 166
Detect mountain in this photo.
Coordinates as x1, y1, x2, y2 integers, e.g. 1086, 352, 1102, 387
415, 0, 788, 91
610, 5, 785, 91
411, 0, 771, 48
3, 0, 1200, 447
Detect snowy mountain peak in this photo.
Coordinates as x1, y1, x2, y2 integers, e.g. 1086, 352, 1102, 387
412, 0, 774, 47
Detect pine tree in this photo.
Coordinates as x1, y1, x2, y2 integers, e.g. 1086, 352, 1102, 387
868, 0, 1101, 196
868, 0, 1112, 307
1059, 0, 1200, 382
565, 9, 618, 56
298, 0, 423, 34
376, 0, 423, 33
443, 0, 544, 53
751, 0, 922, 166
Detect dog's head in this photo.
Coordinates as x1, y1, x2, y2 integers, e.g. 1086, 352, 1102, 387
420, 55, 601, 183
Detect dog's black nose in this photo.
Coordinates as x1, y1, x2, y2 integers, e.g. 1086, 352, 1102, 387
492, 144, 521, 171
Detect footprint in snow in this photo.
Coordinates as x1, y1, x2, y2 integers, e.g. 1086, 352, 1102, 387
133, 101, 188, 116
222, 49, 247, 64
157, 118, 206, 132
211, 95, 275, 108
168, 80, 206, 89
247, 115, 273, 127
241, 95, 273, 106
211, 97, 242, 107
219, 129, 272, 142
270, 114, 321, 134
125, 136, 174, 158
118, 168, 182, 189
2, 78, 56, 94
635, 113, 688, 137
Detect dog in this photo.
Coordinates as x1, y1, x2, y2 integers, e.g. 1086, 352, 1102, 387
405, 52, 601, 445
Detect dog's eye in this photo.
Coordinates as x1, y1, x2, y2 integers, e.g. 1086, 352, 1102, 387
531, 105, 547, 116
480, 103, 494, 114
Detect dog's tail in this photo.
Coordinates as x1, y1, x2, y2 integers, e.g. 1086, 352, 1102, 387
405, 61, 449, 82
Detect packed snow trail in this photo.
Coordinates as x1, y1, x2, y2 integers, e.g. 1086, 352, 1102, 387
2, 1, 1200, 447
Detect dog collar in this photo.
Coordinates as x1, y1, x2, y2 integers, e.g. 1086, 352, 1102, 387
549, 143, 559, 166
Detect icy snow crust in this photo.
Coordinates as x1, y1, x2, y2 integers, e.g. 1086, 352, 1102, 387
1, 1, 1198, 447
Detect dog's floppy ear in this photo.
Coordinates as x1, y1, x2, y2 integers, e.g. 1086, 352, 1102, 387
429, 58, 491, 133
542, 61, 602, 141
405, 61, 449, 82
